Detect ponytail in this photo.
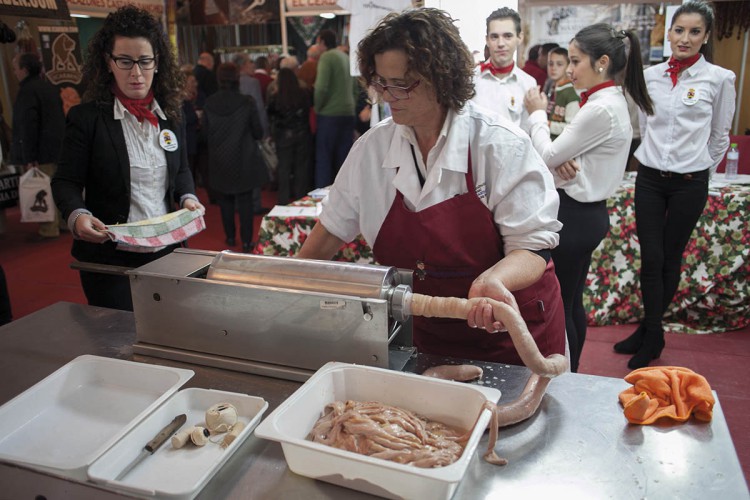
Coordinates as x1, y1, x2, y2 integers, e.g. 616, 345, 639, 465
572, 23, 653, 115
621, 30, 653, 115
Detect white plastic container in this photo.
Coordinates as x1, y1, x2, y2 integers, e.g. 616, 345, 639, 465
0, 355, 193, 480
254, 362, 501, 500
88, 388, 268, 500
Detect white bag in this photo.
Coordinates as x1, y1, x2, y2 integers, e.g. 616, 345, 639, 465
19, 167, 55, 223
259, 137, 278, 181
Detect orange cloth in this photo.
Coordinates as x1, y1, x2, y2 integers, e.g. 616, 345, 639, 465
618, 366, 714, 425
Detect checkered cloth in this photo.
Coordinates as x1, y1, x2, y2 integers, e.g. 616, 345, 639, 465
104, 208, 205, 247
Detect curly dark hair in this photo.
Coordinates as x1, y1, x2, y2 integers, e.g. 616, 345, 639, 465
81, 5, 184, 122
357, 8, 475, 112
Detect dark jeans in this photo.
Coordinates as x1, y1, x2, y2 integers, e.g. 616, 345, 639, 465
79, 244, 177, 311
635, 165, 709, 331
552, 189, 610, 372
276, 129, 312, 205
314, 115, 354, 188
217, 191, 254, 246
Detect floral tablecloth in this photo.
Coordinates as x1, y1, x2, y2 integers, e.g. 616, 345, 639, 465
253, 197, 374, 263
585, 176, 749, 334
255, 179, 750, 334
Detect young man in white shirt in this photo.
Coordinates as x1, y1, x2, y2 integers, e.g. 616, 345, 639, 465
472, 7, 537, 129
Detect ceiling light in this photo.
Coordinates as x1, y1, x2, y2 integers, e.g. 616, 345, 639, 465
320, 13, 335, 19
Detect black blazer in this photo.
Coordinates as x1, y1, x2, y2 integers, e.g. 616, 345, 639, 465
51, 100, 196, 263
10, 75, 65, 165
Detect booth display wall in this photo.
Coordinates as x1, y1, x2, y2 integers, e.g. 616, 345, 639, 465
0, 16, 84, 128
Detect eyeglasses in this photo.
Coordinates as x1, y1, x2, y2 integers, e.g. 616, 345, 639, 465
109, 54, 157, 71
371, 79, 421, 100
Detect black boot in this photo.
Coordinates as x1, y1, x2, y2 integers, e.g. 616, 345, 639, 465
614, 324, 645, 354
627, 328, 665, 370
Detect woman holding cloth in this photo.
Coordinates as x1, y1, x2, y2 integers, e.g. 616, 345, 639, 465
524, 24, 653, 372
298, 8, 566, 366
52, 6, 204, 311
614, 0, 735, 368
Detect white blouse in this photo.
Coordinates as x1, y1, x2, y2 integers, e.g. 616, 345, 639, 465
114, 98, 168, 252
320, 101, 561, 256
635, 56, 736, 174
526, 86, 632, 203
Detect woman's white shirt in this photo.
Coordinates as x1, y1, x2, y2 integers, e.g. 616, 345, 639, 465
635, 56, 736, 173
319, 101, 561, 256
526, 86, 632, 202
113, 97, 168, 252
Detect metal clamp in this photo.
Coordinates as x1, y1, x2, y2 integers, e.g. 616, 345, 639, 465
388, 284, 412, 323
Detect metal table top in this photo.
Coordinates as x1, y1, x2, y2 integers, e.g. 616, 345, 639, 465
0, 302, 747, 499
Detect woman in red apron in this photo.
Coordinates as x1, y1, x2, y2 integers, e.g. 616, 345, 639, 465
298, 8, 565, 365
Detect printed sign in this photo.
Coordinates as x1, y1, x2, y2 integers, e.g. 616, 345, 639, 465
38, 25, 85, 115
0, 0, 70, 20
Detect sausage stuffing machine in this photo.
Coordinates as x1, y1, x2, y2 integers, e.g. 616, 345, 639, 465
129, 249, 415, 381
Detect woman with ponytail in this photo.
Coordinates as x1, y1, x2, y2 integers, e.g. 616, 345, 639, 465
614, 1, 735, 369
523, 23, 653, 372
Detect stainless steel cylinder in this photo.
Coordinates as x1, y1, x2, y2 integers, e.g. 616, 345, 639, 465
206, 251, 403, 300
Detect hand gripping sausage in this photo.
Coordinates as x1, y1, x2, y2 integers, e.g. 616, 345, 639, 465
410, 293, 568, 464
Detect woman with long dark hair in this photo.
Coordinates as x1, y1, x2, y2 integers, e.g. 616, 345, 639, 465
524, 23, 653, 372
266, 67, 312, 205
51, 5, 204, 311
614, 0, 735, 369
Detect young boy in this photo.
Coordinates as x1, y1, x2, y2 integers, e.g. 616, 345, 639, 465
545, 47, 580, 139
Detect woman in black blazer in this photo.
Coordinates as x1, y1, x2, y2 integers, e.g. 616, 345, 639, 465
52, 6, 204, 311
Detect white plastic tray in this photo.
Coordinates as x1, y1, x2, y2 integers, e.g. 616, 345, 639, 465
0, 355, 193, 480
254, 362, 501, 500
88, 387, 268, 500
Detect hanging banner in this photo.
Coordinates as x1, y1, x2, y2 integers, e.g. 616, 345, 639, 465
230, 0, 279, 24
285, 0, 343, 14
288, 15, 327, 46
66, 0, 164, 18
0, 0, 70, 20
186, 0, 279, 25
38, 25, 85, 115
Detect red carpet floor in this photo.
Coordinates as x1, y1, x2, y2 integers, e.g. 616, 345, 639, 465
1, 186, 748, 484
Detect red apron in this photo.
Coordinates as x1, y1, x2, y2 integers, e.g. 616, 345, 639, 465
372, 151, 565, 365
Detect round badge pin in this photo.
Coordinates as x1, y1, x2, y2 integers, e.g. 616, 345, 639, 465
159, 129, 178, 151
682, 88, 698, 106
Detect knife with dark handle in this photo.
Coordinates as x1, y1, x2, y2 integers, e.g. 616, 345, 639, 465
115, 413, 187, 481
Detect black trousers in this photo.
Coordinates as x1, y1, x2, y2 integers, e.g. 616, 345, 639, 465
634, 165, 709, 332
79, 244, 178, 312
275, 130, 312, 205
217, 191, 254, 246
552, 190, 610, 372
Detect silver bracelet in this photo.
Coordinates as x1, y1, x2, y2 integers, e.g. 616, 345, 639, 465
71, 212, 85, 238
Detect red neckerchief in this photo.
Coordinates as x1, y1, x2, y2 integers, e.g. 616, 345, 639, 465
480, 61, 514, 77
579, 80, 616, 107
112, 84, 158, 127
666, 53, 701, 88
